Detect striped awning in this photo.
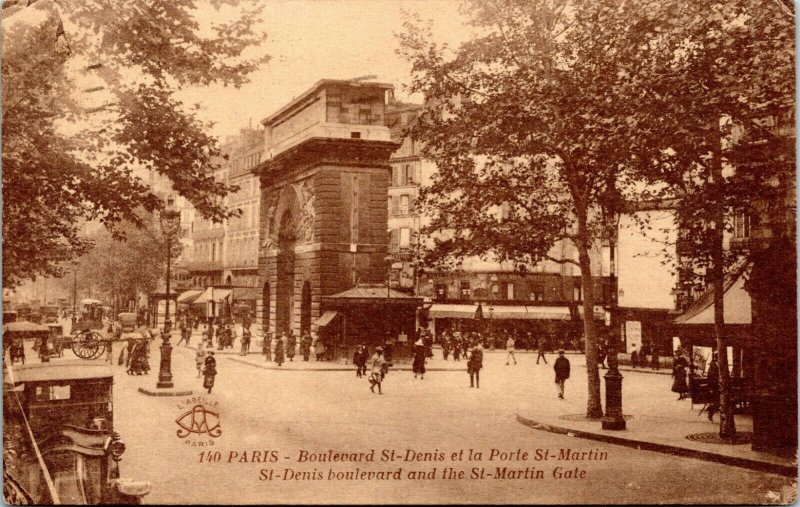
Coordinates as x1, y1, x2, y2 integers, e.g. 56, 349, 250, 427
315, 311, 339, 327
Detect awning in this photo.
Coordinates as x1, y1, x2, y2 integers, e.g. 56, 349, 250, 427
3, 320, 50, 334
232, 287, 260, 301
525, 306, 572, 320
429, 304, 479, 319
486, 305, 530, 319
315, 311, 339, 327
192, 287, 233, 304
177, 290, 203, 304
674, 268, 751, 325
80, 298, 102, 305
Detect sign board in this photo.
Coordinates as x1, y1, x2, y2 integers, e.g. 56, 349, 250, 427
624, 320, 642, 353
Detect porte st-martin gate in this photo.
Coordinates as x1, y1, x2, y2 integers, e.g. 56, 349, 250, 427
253, 80, 399, 339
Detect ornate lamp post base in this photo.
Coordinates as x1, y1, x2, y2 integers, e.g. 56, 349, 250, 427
602, 367, 626, 430
157, 340, 174, 388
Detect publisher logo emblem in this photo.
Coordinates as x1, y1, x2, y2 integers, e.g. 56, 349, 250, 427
175, 404, 222, 438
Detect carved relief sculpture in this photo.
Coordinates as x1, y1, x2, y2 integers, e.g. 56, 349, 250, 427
260, 193, 279, 252
297, 179, 316, 244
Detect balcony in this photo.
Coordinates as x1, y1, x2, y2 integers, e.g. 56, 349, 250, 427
185, 260, 223, 273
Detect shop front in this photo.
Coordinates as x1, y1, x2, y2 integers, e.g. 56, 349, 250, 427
318, 284, 423, 362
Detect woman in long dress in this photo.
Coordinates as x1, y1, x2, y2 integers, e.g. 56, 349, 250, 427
412, 339, 427, 380
671, 352, 690, 400
203, 350, 217, 393
274, 333, 285, 366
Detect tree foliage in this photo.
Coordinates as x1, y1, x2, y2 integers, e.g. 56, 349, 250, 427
399, 0, 794, 422
2, 0, 269, 287
398, 0, 652, 418
622, 0, 795, 438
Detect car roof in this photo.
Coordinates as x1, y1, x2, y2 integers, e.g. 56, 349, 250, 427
6, 362, 114, 384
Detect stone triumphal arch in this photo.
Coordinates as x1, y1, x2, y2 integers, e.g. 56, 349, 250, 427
254, 80, 399, 339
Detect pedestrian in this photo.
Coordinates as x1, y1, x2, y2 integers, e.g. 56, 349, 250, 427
270, 334, 278, 362
597, 340, 607, 369
452, 339, 462, 361
422, 330, 434, 359
630, 345, 639, 368
506, 335, 517, 365
196, 340, 206, 378
536, 337, 548, 364
203, 350, 217, 394
368, 346, 386, 394
353, 345, 367, 378
274, 333, 285, 366
651, 345, 660, 370
671, 350, 689, 400
263, 331, 272, 361
554, 349, 571, 399
412, 338, 427, 380
287, 332, 296, 362
467, 343, 483, 388
301, 332, 312, 361
240, 327, 251, 356
706, 353, 720, 421
315, 337, 326, 362
441, 334, 450, 360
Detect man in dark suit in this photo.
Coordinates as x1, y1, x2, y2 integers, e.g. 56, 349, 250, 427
554, 350, 571, 399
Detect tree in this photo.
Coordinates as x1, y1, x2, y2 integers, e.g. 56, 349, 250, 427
621, 0, 794, 438
2, 0, 269, 287
398, 0, 653, 418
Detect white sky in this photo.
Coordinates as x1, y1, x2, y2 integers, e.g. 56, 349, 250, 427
180, 0, 469, 137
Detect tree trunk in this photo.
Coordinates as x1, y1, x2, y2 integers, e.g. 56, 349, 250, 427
576, 212, 603, 419
711, 141, 736, 439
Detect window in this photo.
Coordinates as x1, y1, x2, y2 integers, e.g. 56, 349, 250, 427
400, 195, 410, 215
391, 166, 400, 186
399, 228, 411, 249
434, 284, 448, 300
573, 284, 582, 301
350, 131, 361, 139
530, 284, 545, 301
459, 281, 471, 300
506, 282, 515, 300
734, 211, 751, 238
390, 229, 399, 253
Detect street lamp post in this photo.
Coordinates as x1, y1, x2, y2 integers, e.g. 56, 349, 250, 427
602, 213, 625, 430
157, 196, 181, 390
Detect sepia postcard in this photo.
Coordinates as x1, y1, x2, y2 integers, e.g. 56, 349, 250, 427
1, 0, 797, 504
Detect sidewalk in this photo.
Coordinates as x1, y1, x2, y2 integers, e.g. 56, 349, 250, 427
225, 352, 469, 372
515, 359, 797, 477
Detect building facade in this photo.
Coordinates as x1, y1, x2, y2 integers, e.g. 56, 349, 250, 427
384, 100, 611, 347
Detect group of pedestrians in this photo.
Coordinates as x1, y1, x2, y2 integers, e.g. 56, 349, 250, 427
629, 342, 662, 370
263, 331, 316, 365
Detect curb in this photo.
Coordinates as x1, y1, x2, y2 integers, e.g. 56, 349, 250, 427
515, 412, 797, 478
226, 356, 467, 373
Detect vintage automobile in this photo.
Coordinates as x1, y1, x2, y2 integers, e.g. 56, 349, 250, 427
3, 362, 150, 504
4, 320, 51, 365
40, 306, 60, 324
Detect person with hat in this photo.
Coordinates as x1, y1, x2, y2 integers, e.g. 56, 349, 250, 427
554, 349, 571, 399
536, 336, 548, 365
467, 342, 484, 388
203, 350, 217, 394
671, 350, 690, 400
506, 335, 517, 365
412, 338, 427, 380
195, 340, 206, 378
369, 347, 386, 394
353, 344, 368, 378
